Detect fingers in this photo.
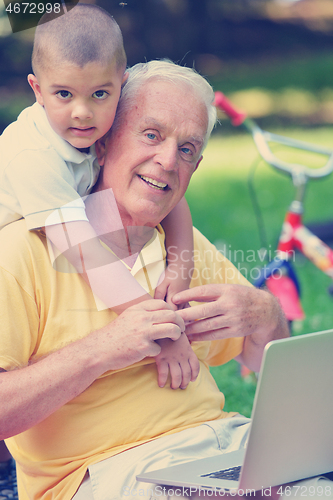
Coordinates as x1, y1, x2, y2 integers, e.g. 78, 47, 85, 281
184, 313, 228, 335
156, 359, 169, 388
149, 322, 183, 343
187, 329, 230, 342
189, 353, 200, 383
154, 284, 167, 301
175, 301, 190, 311
177, 300, 223, 325
140, 298, 172, 311
155, 341, 200, 390
169, 361, 184, 390
165, 294, 178, 311
138, 299, 186, 335
173, 285, 224, 307
172, 354, 200, 390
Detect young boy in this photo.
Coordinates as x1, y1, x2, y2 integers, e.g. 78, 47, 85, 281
0, 4, 199, 390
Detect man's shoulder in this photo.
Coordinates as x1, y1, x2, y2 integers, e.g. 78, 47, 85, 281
192, 226, 251, 287
0, 220, 45, 266
193, 227, 224, 258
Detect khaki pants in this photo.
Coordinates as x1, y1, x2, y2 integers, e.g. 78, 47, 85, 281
72, 417, 333, 500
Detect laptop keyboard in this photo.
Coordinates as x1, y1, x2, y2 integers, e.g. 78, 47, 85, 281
201, 465, 242, 481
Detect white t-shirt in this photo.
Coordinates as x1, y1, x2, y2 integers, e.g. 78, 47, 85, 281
0, 102, 101, 230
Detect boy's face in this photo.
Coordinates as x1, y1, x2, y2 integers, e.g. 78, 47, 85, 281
28, 59, 126, 149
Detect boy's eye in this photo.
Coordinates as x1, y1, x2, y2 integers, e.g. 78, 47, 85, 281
56, 90, 72, 99
93, 90, 108, 99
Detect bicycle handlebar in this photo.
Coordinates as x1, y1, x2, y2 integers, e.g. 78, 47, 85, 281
214, 91, 247, 126
214, 91, 333, 181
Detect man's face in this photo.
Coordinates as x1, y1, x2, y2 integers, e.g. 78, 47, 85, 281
98, 79, 208, 227
28, 58, 126, 149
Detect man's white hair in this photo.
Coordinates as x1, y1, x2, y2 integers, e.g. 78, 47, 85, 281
115, 59, 217, 150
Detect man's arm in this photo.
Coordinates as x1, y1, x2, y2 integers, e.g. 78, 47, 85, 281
173, 284, 289, 373
0, 300, 184, 440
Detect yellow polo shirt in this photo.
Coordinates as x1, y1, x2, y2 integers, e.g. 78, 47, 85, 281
0, 221, 250, 500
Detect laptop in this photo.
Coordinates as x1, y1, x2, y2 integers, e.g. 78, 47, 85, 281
137, 329, 333, 493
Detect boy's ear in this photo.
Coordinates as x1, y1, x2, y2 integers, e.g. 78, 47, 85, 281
95, 134, 108, 166
27, 74, 44, 106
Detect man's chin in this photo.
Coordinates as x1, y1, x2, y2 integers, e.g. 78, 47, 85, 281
127, 207, 168, 228
128, 195, 170, 220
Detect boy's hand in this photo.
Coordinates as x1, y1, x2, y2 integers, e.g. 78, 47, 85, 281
154, 266, 191, 310
155, 333, 200, 389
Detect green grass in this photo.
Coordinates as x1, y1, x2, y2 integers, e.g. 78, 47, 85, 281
186, 127, 333, 417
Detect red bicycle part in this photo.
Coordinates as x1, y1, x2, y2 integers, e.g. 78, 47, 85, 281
266, 274, 304, 321
214, 91, 247, 126
278, 211, 333, 278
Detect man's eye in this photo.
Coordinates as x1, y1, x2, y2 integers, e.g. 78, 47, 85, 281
93, 90, 108, 99
56, 90, 72, 99
147, 132, 157, 140
181, 147, 192, 155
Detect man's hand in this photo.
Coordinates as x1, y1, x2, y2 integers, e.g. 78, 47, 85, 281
173, 284, 289, 372
93, 300, 185, 373
173, 284, 271, 340
155, 333, 200, 389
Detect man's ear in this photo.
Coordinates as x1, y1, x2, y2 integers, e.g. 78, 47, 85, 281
194, 155, 203, 172
95, 134, 108, 166
27, 74, 44, 106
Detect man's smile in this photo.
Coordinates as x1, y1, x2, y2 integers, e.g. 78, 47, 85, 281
139, 175, 169, 191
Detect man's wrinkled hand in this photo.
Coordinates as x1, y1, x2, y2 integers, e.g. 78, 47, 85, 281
95, 300, 185, 373
173, 284, 274, 342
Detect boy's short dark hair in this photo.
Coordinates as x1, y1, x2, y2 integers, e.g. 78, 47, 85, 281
32, 3, 126, 76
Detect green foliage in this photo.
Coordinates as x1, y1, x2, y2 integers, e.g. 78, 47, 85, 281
211, 52, 333, 94
211, 52, 333, 127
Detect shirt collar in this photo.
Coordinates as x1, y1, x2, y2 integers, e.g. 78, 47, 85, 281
131, 224, 166, 295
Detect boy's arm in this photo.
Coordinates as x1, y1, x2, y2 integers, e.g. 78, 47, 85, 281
156, 197, 194, 307
45, 220, 151, 314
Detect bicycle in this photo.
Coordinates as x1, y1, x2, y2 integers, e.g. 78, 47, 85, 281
214, 91, 333, 328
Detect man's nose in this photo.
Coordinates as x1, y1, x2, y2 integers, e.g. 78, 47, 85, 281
155, 141, 178, 171
71, 101, 93, 121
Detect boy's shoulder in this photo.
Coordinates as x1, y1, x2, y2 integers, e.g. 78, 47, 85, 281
0, 103, 88, 175
0, 103, 52, 159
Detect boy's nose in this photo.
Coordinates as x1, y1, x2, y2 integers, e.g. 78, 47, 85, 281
71, 103, 93, 121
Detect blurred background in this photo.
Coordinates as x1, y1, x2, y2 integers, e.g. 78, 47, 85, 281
1, 0, 333, 415
2, 0, 333, 129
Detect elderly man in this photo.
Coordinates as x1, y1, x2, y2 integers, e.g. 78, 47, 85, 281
0, 61, 290, 500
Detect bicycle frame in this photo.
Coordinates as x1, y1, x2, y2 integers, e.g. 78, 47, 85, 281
214, 91, 333, 321
256, 203, 333, 320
